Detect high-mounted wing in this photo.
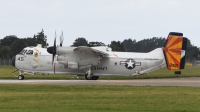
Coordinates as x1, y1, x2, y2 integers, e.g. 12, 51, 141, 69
74, 46, 109, 56
54, 46, 110, 70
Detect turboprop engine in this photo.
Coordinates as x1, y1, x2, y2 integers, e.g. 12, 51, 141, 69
56, 46, 74, 55
47, 31, 101, 70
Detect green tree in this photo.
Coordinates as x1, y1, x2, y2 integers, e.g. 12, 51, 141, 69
122, 37, 166, 53
186, 39, 200, 61
71, 37, 89, 47
35, 29, 47, 47
0, 46, 1, 58
0, 29, 48, 58
0, 46, 10, 59
0, 35, 18, 46
10, 39, 26, 57
109, 41, 124, 51
0, 35, 18, 58
122, 38, 136, 52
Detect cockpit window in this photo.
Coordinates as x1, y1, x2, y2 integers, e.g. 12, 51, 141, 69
26, 50, 33, 55
20, 49, 25, 54
19, 49, 30, 55
23, 50, 27, 54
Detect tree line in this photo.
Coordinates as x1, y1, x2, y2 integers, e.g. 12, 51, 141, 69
0, 29, 199, 61
0, 29, 47, 59
71, 37, 200, 61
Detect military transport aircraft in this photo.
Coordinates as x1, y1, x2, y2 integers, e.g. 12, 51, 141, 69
11, 32, 187, 80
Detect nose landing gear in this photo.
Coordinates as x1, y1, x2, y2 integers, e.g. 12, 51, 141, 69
18, 74, 24, 80
18, 70, 25, 80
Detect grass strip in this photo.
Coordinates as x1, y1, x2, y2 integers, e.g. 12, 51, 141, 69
0, 85, 200, 112
0, 66, 200, 80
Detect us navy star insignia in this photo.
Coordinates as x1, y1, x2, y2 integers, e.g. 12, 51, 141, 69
126, 60, 134, 68
120, 58, 141, 70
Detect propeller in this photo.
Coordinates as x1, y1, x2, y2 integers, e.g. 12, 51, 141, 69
47, 31, 57, 65
60, 31, 64, 46
47, 31, 64, 74
47, 31, 64, 65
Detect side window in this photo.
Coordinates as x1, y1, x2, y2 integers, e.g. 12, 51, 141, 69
26, 50, 33, 55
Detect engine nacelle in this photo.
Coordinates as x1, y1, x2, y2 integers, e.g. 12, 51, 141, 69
57, 55, 65, 61
56, 47, 74, 55
59, 61, 78, 69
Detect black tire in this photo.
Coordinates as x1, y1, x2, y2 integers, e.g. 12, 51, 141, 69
85, 74, 92, 80
85, 74, 99, 80
18, 75, 24, 80
91, 76, 99, 80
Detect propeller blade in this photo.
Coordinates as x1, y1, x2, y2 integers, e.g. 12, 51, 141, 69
60, 31, 64, 46
52, 54, 56, 74
52, 31, 57, 65
54, 31, 57, 49
52, 54, 54, 65
54, 62, 56, 74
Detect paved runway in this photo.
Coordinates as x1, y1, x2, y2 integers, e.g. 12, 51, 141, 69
0, 77, 200, 86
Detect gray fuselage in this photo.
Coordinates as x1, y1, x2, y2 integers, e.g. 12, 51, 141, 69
13, 48, 166, 76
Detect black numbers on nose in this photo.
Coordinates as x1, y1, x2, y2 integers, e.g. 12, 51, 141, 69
18, 57, 24, 61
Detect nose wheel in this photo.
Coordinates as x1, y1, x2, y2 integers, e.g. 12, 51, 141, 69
17, 70, 25, 80
18, 75, 24, 80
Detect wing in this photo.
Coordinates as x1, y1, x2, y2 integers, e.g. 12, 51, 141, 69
74, 46, 109, 56
56, 46, 110, 69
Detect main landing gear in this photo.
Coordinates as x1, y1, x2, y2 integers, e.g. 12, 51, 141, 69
85, 74, 99, 80
85, 68, 99, 80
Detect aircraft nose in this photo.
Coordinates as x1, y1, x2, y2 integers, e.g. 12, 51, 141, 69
11, 56, 16, 67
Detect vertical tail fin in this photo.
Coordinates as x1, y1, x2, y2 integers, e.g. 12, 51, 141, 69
163, 32, 188, 70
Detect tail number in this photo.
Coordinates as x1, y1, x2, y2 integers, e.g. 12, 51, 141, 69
169, 63, 178, 68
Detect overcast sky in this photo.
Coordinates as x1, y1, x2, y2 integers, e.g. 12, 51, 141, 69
0, 0, 200, 47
